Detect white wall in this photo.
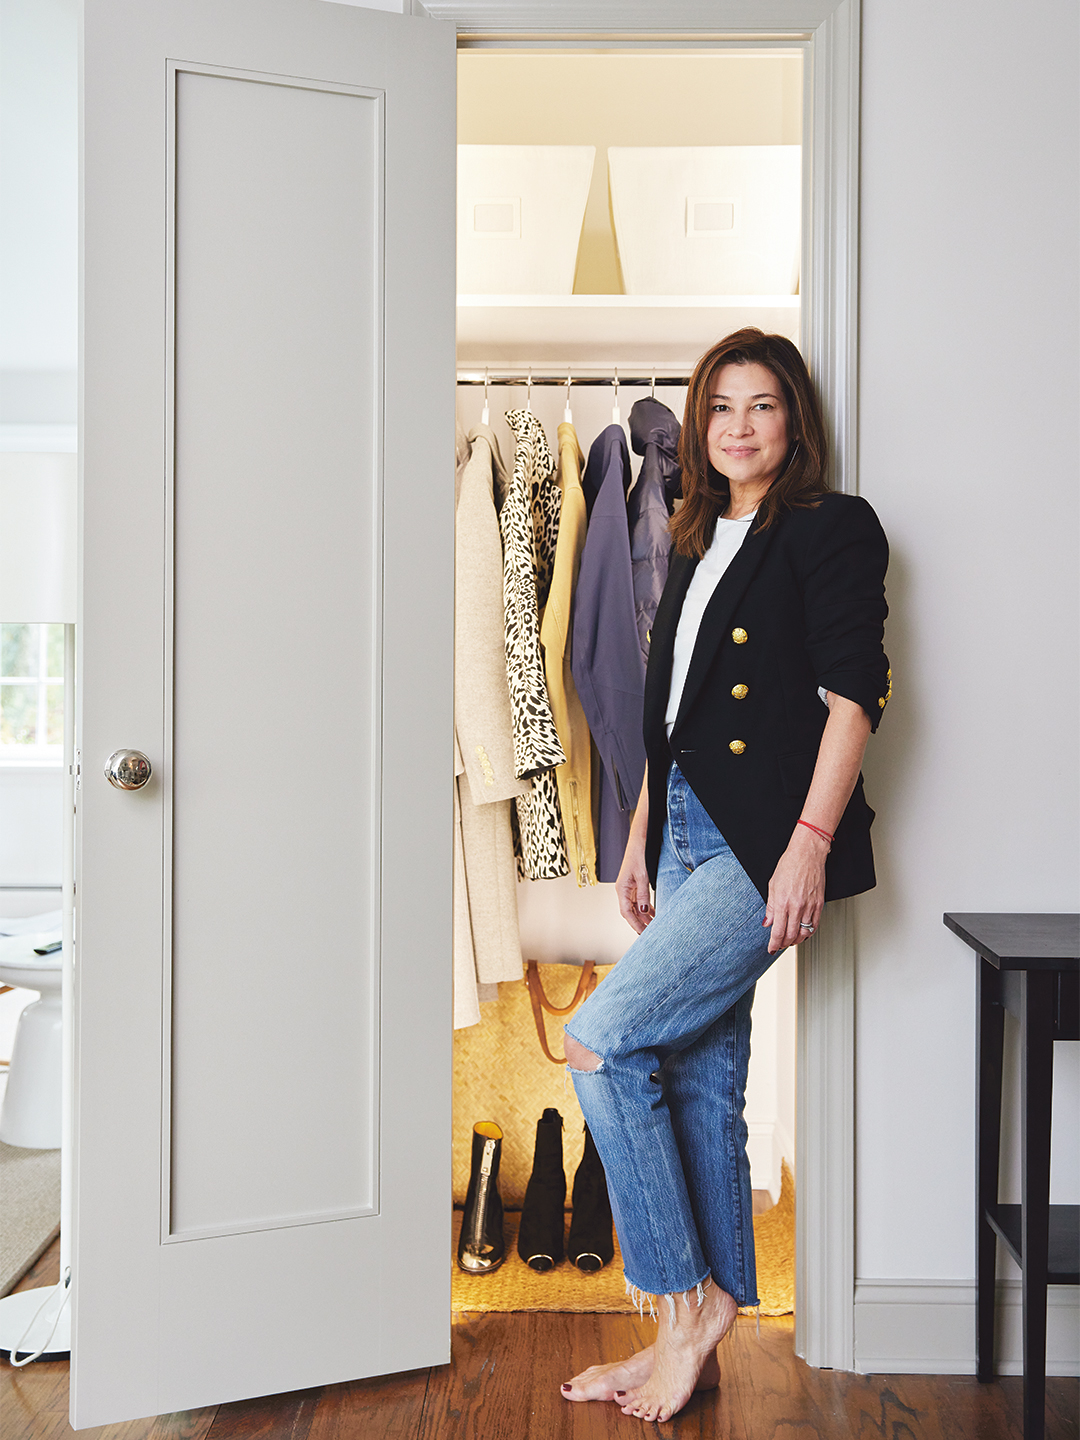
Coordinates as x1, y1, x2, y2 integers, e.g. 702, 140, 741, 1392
855, 0, 1078, 1372
0, 767, 64, 886
744, 945, 797, 1201
0, 0, 77, 421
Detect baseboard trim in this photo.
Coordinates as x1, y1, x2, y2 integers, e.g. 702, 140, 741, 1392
854, 1278, 1080, 1376
747, 1120, 795, 1203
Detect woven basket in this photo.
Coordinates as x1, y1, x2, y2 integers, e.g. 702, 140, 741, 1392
452, 963, 612, 1207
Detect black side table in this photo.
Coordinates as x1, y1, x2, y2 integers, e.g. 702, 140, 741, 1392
944, 913, 1080, 1440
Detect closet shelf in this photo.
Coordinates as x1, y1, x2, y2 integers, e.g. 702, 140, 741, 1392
456, 294, 800, 368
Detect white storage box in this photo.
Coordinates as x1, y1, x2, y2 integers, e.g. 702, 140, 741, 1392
457, 145, 595, 295
608, 146, 801, 296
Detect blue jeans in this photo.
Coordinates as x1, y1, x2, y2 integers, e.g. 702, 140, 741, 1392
565, 763, 774, 1306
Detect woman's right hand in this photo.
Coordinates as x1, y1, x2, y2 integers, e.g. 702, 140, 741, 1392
616, 837, 654, 933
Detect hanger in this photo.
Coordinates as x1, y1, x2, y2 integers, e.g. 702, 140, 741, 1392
526, 367, 533, 413
481, 367, 490, 427
651, 372, 656, 400
564, 370, 573, 424
611, 366, 620, 425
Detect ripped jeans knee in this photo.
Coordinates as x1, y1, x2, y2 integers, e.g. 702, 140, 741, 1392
563, 1032, 603, 1073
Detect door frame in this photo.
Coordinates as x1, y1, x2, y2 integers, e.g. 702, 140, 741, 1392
430, 0, 861, 1371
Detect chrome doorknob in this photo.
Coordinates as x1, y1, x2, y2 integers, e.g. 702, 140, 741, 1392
104, 750, 153, 790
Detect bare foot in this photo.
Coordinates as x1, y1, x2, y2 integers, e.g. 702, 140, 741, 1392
560, 1342, 721, 1403
561, 1345, 655, 1402
619, 1279, 738, 1423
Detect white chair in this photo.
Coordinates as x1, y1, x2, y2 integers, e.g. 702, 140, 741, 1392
0, 916, 64, 1149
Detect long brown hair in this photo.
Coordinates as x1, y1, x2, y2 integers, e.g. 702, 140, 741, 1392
670, 328, 830, 559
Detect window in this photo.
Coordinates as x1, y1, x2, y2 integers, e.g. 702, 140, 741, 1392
0, 623, 65, 759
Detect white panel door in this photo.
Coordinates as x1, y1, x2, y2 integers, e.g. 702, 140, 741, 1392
76, 0, 455, 1424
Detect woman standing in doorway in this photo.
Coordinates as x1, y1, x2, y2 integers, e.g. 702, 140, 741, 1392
560, 329, 890, 1423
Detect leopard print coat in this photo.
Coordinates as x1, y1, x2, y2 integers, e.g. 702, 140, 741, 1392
501, 408, 569, 880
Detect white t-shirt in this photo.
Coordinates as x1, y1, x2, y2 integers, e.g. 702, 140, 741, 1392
665, 512, 756, 736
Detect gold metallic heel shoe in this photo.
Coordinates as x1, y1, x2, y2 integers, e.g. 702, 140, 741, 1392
457, 1121, 505, 1274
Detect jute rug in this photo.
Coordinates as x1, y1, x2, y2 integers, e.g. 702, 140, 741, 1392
750, 1158, 795, 1315
451, 1159, 795, 1317
0, 1141, 61, 1297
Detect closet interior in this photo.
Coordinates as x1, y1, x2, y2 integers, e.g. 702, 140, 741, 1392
451, 44, 800, 1307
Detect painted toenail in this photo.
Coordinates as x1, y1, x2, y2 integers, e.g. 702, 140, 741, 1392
561, 1384, 571, 1391
616, 1390, 625, 1396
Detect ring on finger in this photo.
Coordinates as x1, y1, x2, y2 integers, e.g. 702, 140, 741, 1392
799, 921, 815, 930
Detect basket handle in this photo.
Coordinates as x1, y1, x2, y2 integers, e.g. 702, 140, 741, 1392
524, 960, 598, 1063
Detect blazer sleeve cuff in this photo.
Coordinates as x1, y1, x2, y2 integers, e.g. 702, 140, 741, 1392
816, 667, 891, 733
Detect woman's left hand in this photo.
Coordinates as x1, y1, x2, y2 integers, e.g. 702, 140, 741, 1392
763, 828, 829, 954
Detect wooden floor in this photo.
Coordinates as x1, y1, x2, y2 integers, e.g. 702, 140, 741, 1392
3, 1239, 1077, 1440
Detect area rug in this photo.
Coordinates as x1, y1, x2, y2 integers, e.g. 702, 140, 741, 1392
752, 1158, 795, 1315
0, 1141, 61, 1297
452, 1209, 634, 1315
451, 1159, 794, 1316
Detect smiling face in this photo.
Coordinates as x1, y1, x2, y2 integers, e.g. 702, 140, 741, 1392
706, 361, 791, 509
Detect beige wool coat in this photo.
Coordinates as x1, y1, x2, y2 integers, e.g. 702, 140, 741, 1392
452, 422, 527, 1029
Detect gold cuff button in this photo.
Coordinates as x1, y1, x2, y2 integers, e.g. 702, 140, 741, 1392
732, 627, 748, 644
731, 684, 749, 700
729, 740, 746, 755
878, 696, 886, 708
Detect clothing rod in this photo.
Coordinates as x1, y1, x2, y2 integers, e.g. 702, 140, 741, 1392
456, 375, 689, 387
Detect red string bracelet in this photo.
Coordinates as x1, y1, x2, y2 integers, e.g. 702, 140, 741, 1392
797, 819, 835, 845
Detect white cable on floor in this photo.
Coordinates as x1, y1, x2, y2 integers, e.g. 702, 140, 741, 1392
6, 1268, 70, 1367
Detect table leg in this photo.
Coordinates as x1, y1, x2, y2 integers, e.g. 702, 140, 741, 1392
976, 957, 1005, 1382
1021, 970, 1054, 1440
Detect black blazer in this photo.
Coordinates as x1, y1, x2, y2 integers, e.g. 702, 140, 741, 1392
643, 492, 890, 903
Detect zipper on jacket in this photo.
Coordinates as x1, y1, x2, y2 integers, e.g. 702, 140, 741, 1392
612, 762, 627, 811
569, 779, 591, 886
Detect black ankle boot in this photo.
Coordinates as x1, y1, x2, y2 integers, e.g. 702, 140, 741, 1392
567, 1123, 615, 1271
517, 1108, 566, 1272
457, 1122, 505, 1274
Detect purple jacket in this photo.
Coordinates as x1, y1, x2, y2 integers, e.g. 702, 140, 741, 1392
571, 425, 647, 880
627, 397, 682, 667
